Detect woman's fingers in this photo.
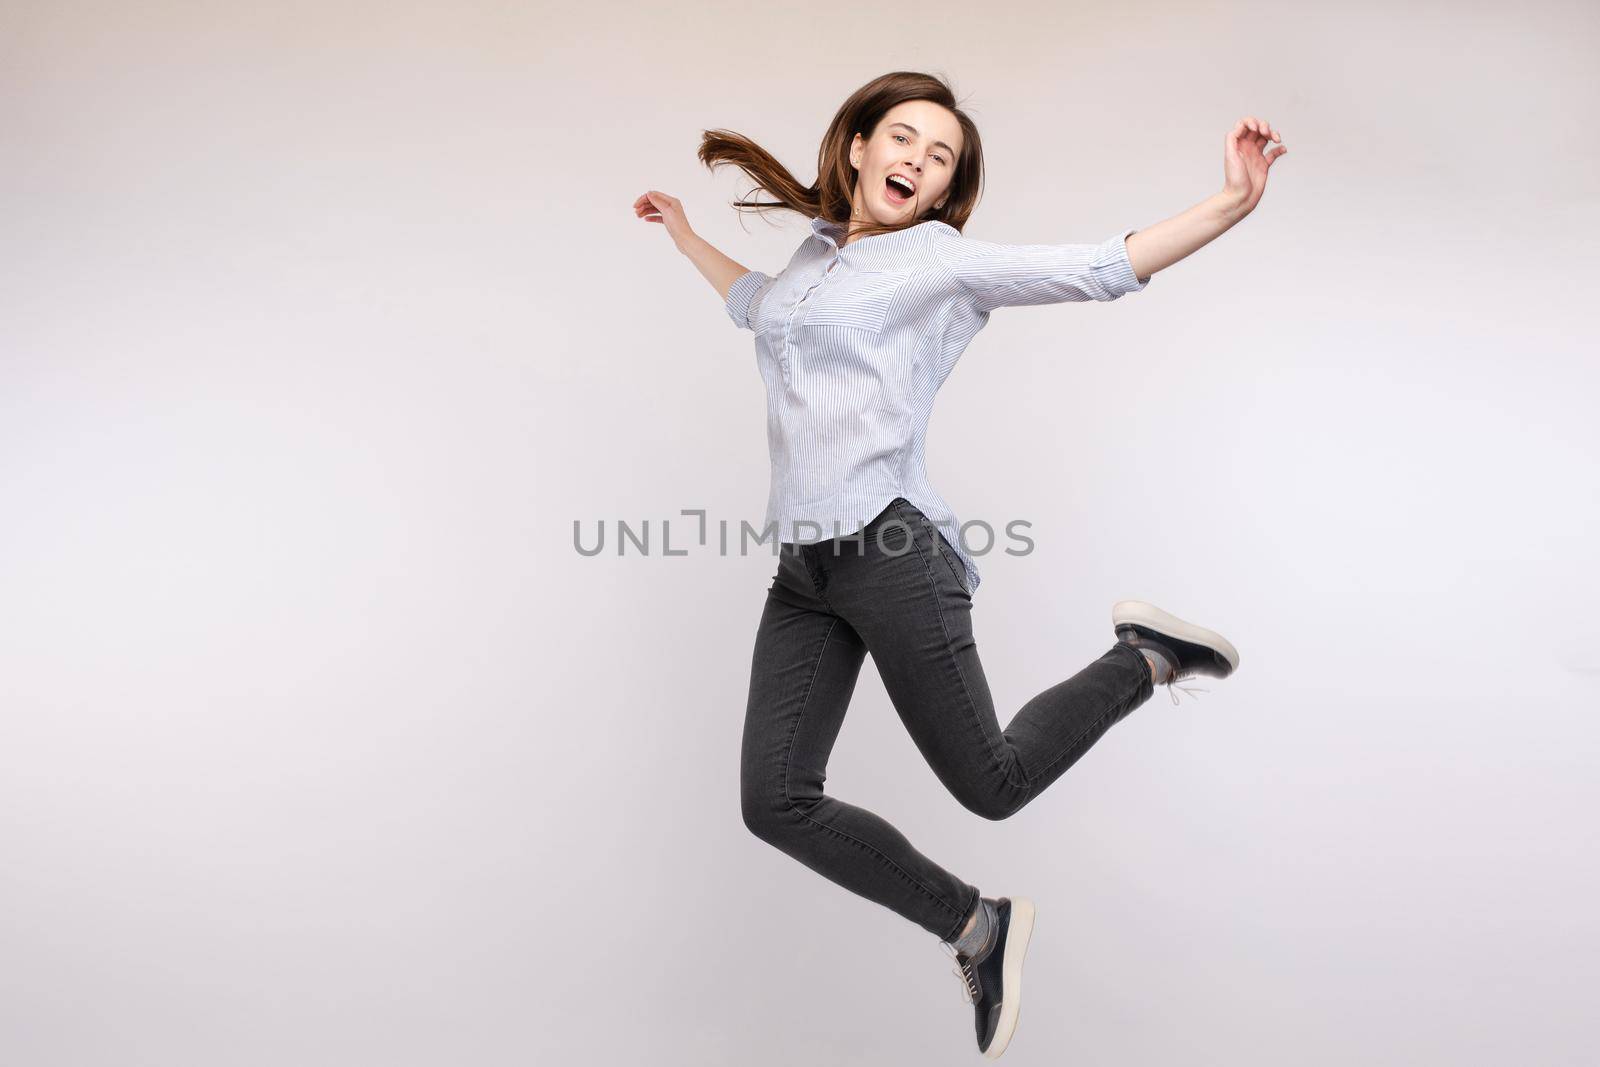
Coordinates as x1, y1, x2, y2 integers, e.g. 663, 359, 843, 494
1232, 116, 1285, 146
635, 190, 679, 223
633, 190, 691, 243
1229, 116, 1288, 158
1245, 116, 1283, 144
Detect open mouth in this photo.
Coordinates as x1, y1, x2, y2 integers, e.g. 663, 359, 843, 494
884, 174, 915, 204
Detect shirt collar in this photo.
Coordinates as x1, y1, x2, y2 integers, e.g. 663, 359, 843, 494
808, 214, 954, 266
809, 215, 847, 243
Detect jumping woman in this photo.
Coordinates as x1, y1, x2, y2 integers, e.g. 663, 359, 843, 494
633, 71, 1284, 1058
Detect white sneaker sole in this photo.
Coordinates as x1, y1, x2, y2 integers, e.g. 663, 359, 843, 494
1111, 600, 1241, 674
985, 896, 1035, 1059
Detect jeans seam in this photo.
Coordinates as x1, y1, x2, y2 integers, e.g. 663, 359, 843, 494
1026, 644, 1151, 782
944, 884, 981, 944
1113, 639, 1156, 700
948, 553, 968, 597
930, 521, 970, 597
894, 501, 1029, 792
780, 615, 967, 928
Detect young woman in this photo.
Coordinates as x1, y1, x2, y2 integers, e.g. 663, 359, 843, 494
633, 71, 1283, 1058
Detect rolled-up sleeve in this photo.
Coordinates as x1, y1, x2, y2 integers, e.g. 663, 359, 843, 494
934, 228, 1149, 313
724, 269, 776, 330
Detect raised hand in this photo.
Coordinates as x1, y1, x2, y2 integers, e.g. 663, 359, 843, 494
633, 190, 696, 252
1221, 116, 1287, 216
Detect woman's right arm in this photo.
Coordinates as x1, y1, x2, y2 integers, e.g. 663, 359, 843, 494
634, 189, 761, 308
682, 233, 763, 309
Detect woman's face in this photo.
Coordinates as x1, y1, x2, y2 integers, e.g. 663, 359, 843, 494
849, 100, 962, 228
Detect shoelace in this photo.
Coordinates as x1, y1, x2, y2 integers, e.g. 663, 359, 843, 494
1129, 640, 1211, 706
1164, 669, 1210, 706
939, 940, 979, 1004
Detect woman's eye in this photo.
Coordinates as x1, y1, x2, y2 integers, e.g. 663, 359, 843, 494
894, 133, 946, 164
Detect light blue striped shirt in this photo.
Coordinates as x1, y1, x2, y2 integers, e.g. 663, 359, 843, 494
726, 214, 1149, 594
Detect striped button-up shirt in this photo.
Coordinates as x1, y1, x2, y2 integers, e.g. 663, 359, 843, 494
725, 214, 1149, 595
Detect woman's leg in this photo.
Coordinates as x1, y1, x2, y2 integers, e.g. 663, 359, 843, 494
820, 499, 1156, 821
741, 542, 982, 942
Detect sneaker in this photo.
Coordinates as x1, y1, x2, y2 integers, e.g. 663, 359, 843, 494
940, 896, 1036, 1058
1112, 599, 1240, 705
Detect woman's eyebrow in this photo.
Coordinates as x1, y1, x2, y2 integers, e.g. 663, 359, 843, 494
887, 122, 955, 158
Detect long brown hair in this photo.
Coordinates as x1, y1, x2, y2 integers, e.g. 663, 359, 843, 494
698, 71, 985, 241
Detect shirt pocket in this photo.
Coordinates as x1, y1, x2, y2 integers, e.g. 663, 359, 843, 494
801, 269, 915, 333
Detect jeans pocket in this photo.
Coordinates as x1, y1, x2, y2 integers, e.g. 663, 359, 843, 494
923, 519, 970, 596
868, 498, 912, 543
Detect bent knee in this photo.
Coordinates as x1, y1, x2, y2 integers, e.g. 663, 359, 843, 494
742, 781, 823, 841
957, 790, 1021, 822
741, 785, 792, 840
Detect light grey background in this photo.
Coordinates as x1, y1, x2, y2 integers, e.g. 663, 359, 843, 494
3, 2, 1596, 1064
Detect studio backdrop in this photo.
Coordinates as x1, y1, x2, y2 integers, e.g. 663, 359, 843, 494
2, 2, 1596, 1065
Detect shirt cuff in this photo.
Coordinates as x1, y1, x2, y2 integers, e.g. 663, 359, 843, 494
724, 269, 772, 330
1089, 228, 1149, 298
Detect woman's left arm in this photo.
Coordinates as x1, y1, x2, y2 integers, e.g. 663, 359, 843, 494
1124, 116, 1288, 283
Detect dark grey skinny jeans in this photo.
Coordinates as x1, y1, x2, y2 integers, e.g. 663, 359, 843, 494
740, 496, 1156, 943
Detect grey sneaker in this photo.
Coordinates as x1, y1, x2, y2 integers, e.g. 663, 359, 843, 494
1113, 600, 1240, 705
940, 896, 1036, 1058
